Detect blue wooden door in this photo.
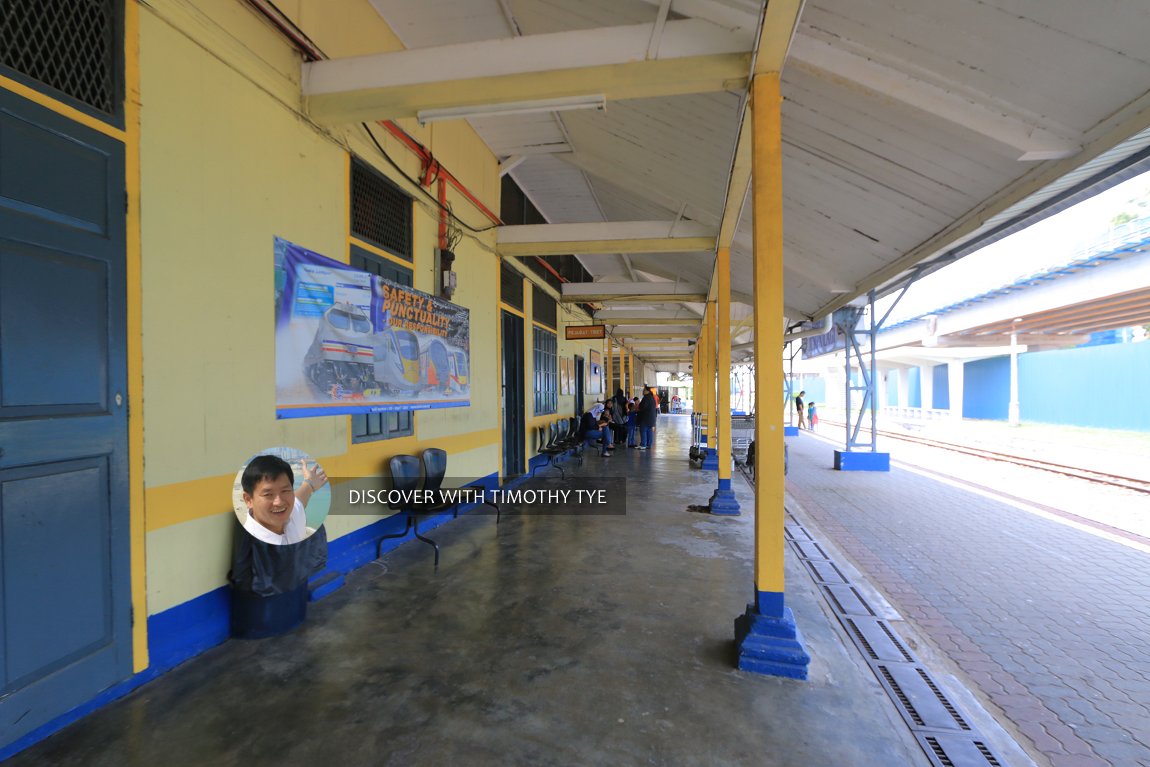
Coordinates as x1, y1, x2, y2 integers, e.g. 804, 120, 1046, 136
0, 89, 131, 746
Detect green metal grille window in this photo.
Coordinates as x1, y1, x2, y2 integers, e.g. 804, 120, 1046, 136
533, 327, 557, 416
0, 0, 120, 116
351, 159, 413, 261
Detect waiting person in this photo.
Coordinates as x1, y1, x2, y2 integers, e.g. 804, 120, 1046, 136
613, 388, 628, 418
638, 385, 658, 449
626, 397, 639, 447
808, 401, 818, 430
579, 402, 615, 456
795, 389, 807, 429
241, 454, 327, 545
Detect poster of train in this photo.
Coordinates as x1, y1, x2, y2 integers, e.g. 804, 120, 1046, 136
274, 238, 471, 418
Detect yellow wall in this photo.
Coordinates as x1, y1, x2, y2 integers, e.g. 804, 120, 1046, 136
138, 0, 503, 615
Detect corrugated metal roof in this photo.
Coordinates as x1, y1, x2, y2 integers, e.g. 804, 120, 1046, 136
359, 0, 1150, 365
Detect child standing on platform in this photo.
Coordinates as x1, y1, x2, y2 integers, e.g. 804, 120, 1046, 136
807, 401, 818, 430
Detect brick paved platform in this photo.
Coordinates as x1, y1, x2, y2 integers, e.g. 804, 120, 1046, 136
785, 431, 1150, 767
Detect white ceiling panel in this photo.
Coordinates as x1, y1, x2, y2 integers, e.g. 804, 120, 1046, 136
356, 0, 1150, 343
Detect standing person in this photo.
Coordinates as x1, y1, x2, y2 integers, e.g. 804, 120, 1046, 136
651, 387, 661, 433
613, 388, 628, 417
607, 395, 627, 444
808, 401, 818, 430
795, 389, 807, 429
626, 397, 639, 447
638, 385, 658, 449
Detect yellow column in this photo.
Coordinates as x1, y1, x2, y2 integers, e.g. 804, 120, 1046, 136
606, 338, 614, 397
752, 74, 786, 612
734, 72, 809, 678
701, 300, 718, 461
709, 247, 739, 513
697, 306, 712, 445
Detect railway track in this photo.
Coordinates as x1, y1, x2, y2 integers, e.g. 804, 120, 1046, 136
818, 419, 1150, 495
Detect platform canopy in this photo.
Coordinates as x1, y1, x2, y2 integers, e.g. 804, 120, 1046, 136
304, 0, 1150, 370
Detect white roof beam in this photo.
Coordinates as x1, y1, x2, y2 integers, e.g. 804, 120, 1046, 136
303, 20, 752, 124
634, 0, 759, 33
498, 221, 716, 257
715, 0, 805, 250
563, 293, 709, 304
788, 34, 1080, 162
498, 155, 527, 177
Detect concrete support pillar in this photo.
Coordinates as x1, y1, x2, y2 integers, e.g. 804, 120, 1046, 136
698, 306, 712, 446
948, 361, 965, 422
709, 245, 739, 512
606, 339, 614, 397
702, 301, 720, 468
896, 367, 909, 409
733, 74, 810, 679
920, 366, 934, 412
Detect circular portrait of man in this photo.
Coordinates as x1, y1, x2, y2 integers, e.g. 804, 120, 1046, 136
231, 447, 330, 545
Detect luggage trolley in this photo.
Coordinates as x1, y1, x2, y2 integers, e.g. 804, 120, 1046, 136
689, 412, 708, 462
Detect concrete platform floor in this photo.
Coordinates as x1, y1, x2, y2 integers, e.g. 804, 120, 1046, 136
9, 416, 929, 767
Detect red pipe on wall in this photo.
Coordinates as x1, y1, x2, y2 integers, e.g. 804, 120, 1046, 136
378, 121, 502, 226
243, 0, 502, 227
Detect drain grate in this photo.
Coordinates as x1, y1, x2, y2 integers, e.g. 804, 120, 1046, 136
784, 523, 813, 541
760, 472, 1019, 767
793, 540, 830, 560
803, 558, 848, 584
918, 734, 1005, 767
878, 664, 971, 732
844, 617, 916, 663
821, 584, 877, 617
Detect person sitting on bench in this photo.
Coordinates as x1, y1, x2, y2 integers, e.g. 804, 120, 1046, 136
579, 402, 616, 456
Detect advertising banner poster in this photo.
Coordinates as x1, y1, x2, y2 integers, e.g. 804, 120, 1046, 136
274, 237, 470, 419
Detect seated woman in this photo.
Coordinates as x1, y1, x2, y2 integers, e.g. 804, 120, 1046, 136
578, 402, 616, 456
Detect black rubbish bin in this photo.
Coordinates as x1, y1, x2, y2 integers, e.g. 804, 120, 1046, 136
228, 521, 327, 639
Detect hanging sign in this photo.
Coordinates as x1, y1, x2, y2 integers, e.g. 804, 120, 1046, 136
566, 324, 606, 340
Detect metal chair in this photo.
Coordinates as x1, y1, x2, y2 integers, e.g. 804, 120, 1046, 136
376, 454, 440, 567
531, 424, 567, 478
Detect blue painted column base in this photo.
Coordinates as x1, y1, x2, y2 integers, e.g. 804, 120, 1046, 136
783, 426, 800, 436
700, 447, 719, 470
708, 485, 741, 515
833, 450, 891, 471
734, 604, 810, 680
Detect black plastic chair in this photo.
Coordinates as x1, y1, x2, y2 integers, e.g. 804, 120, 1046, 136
420, 448, 459, 519
556, 418, 578, 451
421, 447, 503, 523
531, 424, 567, 478
376, 454, 440, 567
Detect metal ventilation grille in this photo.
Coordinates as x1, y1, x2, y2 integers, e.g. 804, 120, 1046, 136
0, 0, 117, 114
533, 285, 556, 328
501, 263, 524, 310
350, 160, 412, 260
